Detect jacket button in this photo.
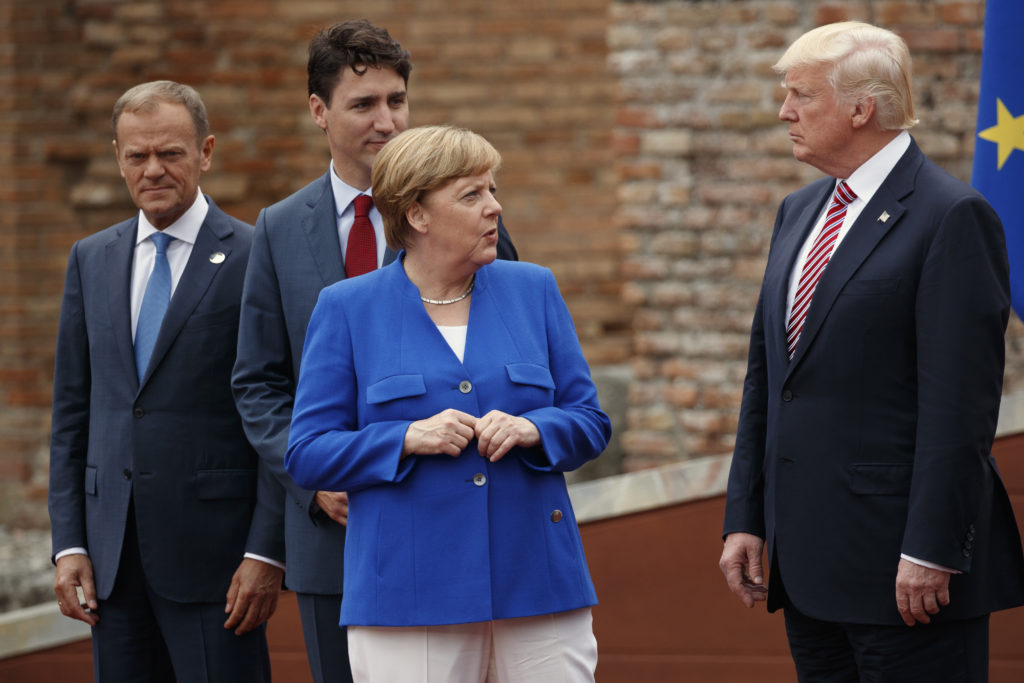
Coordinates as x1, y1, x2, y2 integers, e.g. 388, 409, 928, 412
459, 380, 473, 394
123, 469, 132, 480
962, 549, 971, 558
550, 509, 563, 523
782, 390, 793, 402
473, 473, 486, 487
133, 407, 145, 418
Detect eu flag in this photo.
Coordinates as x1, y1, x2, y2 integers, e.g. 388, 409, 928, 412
972, 0, 1024, 318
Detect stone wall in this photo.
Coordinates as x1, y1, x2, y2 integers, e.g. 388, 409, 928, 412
613, 0, 1024, 469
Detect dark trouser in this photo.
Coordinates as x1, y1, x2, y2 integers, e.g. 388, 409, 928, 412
92, 507, 271, 683
783, 600, 989, 683
296, 591, 354, 683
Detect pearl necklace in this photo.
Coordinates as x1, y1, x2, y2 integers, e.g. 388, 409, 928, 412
420, 276, 475, 305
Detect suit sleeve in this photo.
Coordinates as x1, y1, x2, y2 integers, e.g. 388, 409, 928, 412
232, 210, 318, 515
285, 286, 414, 493
48, 243, 91, 559
902, 194, 1009, 571
517, 269, 611, 472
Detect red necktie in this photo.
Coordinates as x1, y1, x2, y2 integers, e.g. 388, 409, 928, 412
345, 194, 377, 278
785, 180, 857, 358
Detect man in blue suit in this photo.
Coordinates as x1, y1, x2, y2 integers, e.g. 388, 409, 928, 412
232, 20, 517, 683
49, 81, 284, 682
720, 22, 1024, 681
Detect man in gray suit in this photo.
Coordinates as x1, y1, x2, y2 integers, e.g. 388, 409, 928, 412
49, 80, 284, 682
232, 20, 516, 683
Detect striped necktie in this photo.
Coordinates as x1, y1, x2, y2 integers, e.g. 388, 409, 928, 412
785, 180, 857, 359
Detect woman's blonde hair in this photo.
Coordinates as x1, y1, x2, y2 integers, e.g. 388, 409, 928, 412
371, 125, 502, 250
774, 21, 918, 130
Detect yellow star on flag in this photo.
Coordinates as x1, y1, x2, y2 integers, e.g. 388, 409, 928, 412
978, 98, 1024, 170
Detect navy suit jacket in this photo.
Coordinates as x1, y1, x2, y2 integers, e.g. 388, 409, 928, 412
48, 200, 283, 603
232, 173, 517, 594
285, 258, 610, 625
724, 139, 1024, 625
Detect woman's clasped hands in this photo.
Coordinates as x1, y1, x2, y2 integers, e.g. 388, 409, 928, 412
402, 409, 540, 462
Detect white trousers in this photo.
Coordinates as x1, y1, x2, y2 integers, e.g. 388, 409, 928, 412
348, 607, 597, 683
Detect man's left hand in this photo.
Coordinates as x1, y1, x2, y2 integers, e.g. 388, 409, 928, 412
224, 558, 284, 635
895, 558, 951, 626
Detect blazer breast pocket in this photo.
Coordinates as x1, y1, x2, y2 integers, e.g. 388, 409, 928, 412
841, 278, 901, 296
505, 363, 555, 390
366, 374, 427, 405
85, 465, 98, 496
848, 463, 912, 495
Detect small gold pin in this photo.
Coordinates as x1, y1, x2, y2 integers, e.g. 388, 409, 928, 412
878, 211, 890, 223
209, 252, 226, 264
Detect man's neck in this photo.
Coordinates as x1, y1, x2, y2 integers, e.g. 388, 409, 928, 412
331, 160, 370, 192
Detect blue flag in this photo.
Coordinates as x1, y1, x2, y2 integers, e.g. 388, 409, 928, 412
972, 0, 1024, 318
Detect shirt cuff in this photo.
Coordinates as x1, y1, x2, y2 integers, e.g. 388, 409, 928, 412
900, 553, 961, 574
55, 547, 89, 561
244, 552, 286, 571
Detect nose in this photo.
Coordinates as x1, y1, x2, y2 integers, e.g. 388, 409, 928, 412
372, 104, 396, 135
487, 193, 502, 215
779, 94, 796, 122
143, 154, 164, 178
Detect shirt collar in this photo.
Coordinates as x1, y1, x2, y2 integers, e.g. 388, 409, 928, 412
329, 162, 371, 216
844, 131, 911, 203
135, 189, 208, 246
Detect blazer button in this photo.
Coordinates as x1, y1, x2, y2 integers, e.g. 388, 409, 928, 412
550, 509, 563, 523
122, 469, 132, 480
133, 407, 145, 418
459, 380, 473, 394
473, 473, 486, 487
962, 548, 971, 558
781, 390, 793, 402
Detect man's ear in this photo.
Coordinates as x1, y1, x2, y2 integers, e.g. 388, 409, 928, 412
309, 94, 328, 132
851, 95, 877, 130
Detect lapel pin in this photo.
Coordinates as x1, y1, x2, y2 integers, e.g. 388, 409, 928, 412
878, 211, 890, 223
209, 252, 226, 264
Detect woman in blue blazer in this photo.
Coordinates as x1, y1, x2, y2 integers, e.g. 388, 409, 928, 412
286, 125, 611, 681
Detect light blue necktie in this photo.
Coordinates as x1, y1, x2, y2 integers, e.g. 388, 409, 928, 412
135, 232, 175, 380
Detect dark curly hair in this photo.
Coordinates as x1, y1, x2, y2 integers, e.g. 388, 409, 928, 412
308, 20, 412, 106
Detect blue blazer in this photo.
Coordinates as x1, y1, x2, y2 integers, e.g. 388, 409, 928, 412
285, 258, 610, 626
48, 200, 283, 603
232, 173, 517, 594
724, 139, 1024, 625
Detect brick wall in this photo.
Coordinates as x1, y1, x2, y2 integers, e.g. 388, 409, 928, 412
2, 0, 1021, 527
0, 0, 624, 527
614, 0, 1024, 469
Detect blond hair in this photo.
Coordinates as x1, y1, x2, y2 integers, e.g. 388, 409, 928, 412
774, 21, 918, 130
371, 125, 502, 250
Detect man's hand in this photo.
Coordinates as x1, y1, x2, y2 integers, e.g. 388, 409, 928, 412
224, 558, 284, 635
895, 558, 951, 626
314, 491, 349, 526
719, 532, 768, 608
54, 554, 99, 627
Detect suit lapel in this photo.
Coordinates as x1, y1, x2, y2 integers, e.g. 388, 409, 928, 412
302, 174, 346, 286
106, 219, 141, 388
138, 202, 234, 388
786, 143, 921, 370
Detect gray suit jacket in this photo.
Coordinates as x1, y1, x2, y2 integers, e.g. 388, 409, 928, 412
232, 173, 516, 593
49, 199, 284, 602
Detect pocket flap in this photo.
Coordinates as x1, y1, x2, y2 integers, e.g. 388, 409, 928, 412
366, 374, 427, 404
848, 463, 912, 495
505, 363, 555, 390
196, 469, 255, 500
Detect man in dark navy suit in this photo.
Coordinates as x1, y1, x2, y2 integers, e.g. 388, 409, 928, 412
49, 81, 284, 682
232, 19, 517, 683
720, 22, 1024, 682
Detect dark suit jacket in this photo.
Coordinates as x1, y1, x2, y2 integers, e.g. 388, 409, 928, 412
724, 139, 1024, 625
49, 199, 283, 603
232, 172, 517, 594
